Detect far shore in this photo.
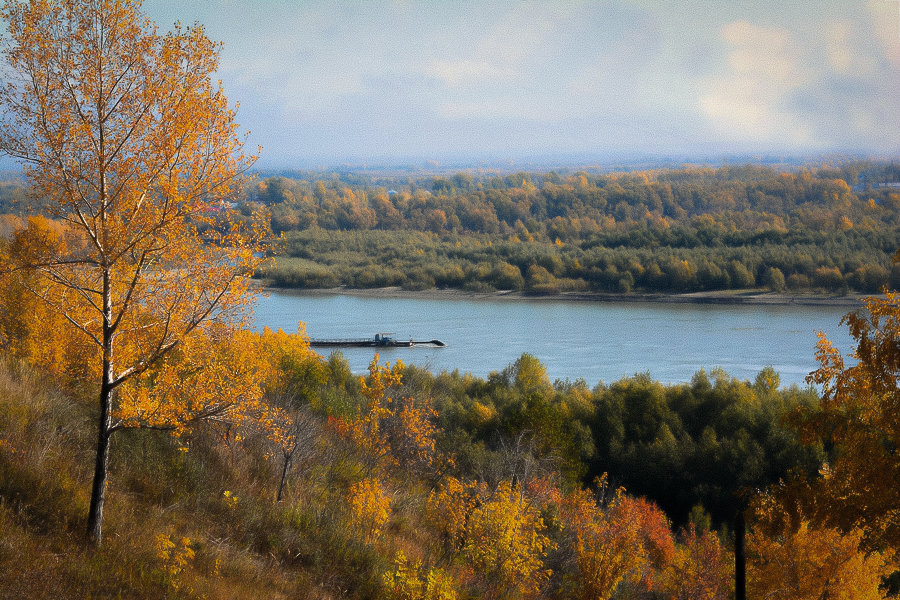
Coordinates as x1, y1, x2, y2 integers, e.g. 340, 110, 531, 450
261, 285, 871, 308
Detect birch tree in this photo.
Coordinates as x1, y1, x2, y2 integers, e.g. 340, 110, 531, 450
0, 0, 264, 544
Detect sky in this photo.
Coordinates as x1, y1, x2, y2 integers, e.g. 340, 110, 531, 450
142, 0, 900, 169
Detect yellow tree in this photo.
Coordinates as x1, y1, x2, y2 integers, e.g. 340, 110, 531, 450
794, 291, 900, 553
462, 480, 553, 600
333, 356, 440, 476
346, 477, 392, 544
0, 0, 263, 544
332, 356, 403, 470
425, 476, 480, 561
660, 525, 732, 600
748, 494, 893, 600
559, 485, 675, 600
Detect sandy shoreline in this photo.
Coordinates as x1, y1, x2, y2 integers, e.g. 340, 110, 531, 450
263, 285, 870, 308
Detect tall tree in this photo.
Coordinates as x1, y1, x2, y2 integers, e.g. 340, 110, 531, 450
0, 0, 262, 544
795, 291, 900, 554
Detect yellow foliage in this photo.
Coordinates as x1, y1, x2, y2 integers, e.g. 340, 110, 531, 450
0, 217, 92, 381
839, 215, 853, 230
347, 477, 391, 544
393, 397, 439, 469
115, 326, 299, 440
108, 323, 315, 447
462, 480, 552, 599
748, 519, 893, 600
659, 525, 732, 600
335, 356, 440, 474
336, 357, 399, 467
361, 355, 405, 404
155, 533, 195, 592
426, 476, 479, 556
383, 552, 458, 600
469, 401, 496, 427
562, 489, 643, 599
559, 484, 675, 600
797, 292, 900, 552
222, 490, 239, 511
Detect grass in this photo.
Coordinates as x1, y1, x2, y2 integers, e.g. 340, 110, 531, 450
0, 356, 403, 599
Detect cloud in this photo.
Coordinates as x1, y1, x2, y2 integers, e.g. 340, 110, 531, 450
423, 2, 662, 123
425, 60, 505, 87
721, 21, 796, 79
824, 20, 875, 75
142, 1, 899, 164
700, 16, 899, 153
699, 21, 811, 146
866, 0, 900, 66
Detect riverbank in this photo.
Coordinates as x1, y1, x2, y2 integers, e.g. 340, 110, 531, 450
263, 285, 870, 308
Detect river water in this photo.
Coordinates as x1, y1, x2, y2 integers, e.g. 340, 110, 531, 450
252, 291, 858, 388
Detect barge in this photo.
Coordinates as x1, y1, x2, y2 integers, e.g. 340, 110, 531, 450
310, 333, 445, 348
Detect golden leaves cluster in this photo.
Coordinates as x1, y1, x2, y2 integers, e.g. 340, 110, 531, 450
427, 477, 549, 598
425, 476, 479, 557
155, 532, 195, 592
334, 356, 440, 474
789, 292, 900, 553
116, 324, 315, 441
346, 477, 391, 545
461, 480, 553, 600
559, 483, 675, 600
383, 552, 458, 600
0, 217, 92, 380
748, 494, 893, 600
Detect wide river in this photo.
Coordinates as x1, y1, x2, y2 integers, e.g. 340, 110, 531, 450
253, 291, 858, 388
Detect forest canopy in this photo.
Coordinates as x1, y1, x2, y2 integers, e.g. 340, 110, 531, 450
239, 161, 899, 294
2, 161, 896, 295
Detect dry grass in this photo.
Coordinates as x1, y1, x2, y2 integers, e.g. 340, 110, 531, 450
0, 356, 406, 599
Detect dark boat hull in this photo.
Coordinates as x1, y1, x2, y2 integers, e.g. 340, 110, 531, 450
310, 339, 445, 348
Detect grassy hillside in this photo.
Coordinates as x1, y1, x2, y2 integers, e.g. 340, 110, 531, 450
4, 339, 891, 599
0, 355, 396, 599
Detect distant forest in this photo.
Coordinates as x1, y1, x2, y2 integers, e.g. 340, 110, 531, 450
2, 161, 898, 295
241, 161, 900, 295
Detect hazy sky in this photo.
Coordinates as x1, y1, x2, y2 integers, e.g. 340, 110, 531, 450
143, 1, 900, 168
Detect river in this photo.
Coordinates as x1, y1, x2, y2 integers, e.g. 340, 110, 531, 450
252, 291, 858, 388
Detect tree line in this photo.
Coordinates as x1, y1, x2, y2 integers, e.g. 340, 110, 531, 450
245, 163, 899, 294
